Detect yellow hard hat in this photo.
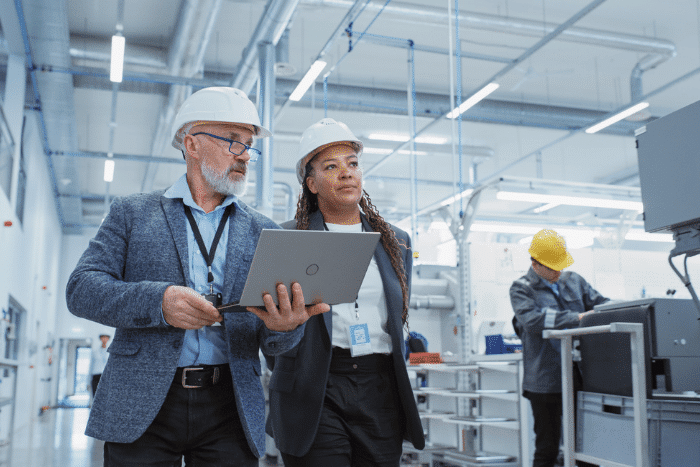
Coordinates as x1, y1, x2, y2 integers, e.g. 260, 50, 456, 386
528, 229, 574, 271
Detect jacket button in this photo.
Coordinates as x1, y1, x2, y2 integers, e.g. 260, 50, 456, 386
353, 364, 358, 370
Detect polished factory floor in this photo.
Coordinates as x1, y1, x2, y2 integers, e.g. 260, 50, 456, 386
5, 407, 281, 467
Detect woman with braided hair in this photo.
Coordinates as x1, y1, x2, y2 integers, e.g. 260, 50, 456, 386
266, 118, 424, 466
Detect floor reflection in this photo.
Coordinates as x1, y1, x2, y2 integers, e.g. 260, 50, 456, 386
6, 407, 281, 466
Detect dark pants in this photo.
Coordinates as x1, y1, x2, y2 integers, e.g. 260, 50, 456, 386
525, 391, 562, 467
524, 391, 597, 467
104, 365, 257, 467
281, 349, 404, 467
91, 374, 101, 398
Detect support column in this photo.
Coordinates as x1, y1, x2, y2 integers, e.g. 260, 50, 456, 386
257, 41, 275, 218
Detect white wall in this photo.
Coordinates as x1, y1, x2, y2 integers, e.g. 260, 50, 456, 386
0, 113, 63, 447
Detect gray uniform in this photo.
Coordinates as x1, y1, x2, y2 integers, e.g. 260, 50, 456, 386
510, 267, 608, 394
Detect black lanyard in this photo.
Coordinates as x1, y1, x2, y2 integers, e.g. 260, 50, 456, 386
184, 203, 233, 284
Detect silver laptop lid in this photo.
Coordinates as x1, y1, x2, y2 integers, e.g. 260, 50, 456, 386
238, 229, 381, 307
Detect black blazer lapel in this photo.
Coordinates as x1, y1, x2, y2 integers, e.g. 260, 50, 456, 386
361, 215, 403, 350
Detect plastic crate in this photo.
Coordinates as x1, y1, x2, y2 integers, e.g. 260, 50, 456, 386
576, 391, 700, 466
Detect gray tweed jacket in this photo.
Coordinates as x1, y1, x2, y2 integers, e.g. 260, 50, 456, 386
66, 190, 305, 458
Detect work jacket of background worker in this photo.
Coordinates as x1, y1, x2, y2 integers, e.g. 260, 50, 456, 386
510, 267, 609, 394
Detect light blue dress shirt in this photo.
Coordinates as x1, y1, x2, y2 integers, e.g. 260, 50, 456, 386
163, 174, 239, 366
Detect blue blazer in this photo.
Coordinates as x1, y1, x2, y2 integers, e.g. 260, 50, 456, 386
266, 210, 425, 456
66, 190, 305, 458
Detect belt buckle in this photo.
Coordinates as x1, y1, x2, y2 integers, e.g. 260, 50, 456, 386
181, 367, 204, 389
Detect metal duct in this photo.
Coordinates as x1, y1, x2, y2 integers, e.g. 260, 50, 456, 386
21, 0, 83, 232
230, 0, 300, 94
271, 79, 650, 136
50, 64, 649, 137
301, 0, 676, 57
409, 295, 455, 310
69, 34, 168, 71
140, 0, 222, 193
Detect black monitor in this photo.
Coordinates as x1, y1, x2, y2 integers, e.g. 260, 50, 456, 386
578, 298, 700, 397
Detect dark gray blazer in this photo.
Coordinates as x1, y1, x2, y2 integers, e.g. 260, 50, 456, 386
66, 190, 305, 458
266, 210, 425, 456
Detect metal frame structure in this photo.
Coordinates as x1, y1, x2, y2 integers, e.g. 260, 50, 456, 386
544, 322, 649, 467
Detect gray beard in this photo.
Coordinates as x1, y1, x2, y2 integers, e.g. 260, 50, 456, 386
201, 159, 248, 197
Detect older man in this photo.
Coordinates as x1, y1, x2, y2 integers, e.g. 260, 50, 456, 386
67, 87, 329, 466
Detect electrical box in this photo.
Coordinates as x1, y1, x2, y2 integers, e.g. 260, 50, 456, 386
636, 99, 700, 233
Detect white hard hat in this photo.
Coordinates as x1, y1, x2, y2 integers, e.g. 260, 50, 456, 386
295, 118, 363, 184
171, 87, 271, 151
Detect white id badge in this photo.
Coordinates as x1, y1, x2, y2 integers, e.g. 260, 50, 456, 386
349, 323, 373, 356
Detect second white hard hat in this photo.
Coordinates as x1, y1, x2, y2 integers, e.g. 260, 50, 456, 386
171, 87, 271, 151
295, 118, 363, 184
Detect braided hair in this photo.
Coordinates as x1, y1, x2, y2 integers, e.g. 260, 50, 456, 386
294, 163, 411, 327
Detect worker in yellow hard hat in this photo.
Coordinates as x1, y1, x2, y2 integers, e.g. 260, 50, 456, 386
510, 229, 608, 467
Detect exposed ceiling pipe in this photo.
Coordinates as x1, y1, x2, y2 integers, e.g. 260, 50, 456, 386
630, 53, 670, 101
41, 64, 648, 137
230, 0, 301, 94
69, 34, 168, 71
140, 0, 222, 193
300, 0, 676, 57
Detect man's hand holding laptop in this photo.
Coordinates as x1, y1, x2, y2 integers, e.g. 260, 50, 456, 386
247, 282, 330, 332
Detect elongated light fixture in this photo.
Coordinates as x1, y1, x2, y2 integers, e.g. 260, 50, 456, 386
585, 102, 649, 134
289, 60, 327, 101
497, 191, 643, 211
104, 157, 115, 182
110, 34, 125, 83
446, 82, 499, 119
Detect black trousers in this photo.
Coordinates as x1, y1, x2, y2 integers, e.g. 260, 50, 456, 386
281, 348, 405, 467
525, 391, 562, 467
104, 365, 257, 467
524, 391, 597, 467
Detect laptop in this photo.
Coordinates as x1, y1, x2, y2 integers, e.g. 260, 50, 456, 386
221, 228, 381, 309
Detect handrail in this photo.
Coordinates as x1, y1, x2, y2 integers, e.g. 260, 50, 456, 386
544, 322, 649, 467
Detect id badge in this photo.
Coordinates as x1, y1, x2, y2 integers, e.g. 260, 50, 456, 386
349, 323, 372, 356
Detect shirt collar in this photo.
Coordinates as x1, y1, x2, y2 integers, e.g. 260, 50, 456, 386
163, 174, 239, 213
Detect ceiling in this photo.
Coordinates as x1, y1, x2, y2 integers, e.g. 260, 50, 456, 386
1, 0, 699, 245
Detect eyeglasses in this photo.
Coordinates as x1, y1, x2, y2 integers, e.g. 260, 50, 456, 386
191, 132, 261, 161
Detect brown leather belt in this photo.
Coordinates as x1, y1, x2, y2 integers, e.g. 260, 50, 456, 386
174, 364, 228, 389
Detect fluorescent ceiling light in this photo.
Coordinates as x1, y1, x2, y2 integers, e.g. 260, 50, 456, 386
367, 133, 449, 145
446, 82, 499, 119
289, 60, 326, 101
533, 203, 560, 213
363, 147, 429, 156
104, 159, 115, 182
585, 102, 650, 134
363, 147, 394, 155
624, 230, 673, 243
110, 35, 125, 83
497, 191, 643, 211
